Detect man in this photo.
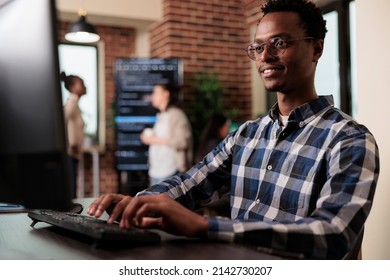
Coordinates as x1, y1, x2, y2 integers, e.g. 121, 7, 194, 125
88, 0, 379, 259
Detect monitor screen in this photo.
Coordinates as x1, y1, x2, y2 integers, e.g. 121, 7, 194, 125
0, 0, 72, 210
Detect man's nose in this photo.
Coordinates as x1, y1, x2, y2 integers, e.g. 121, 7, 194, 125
259, 46, 276, 62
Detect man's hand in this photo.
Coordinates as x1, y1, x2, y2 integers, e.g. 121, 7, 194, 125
89, 193, 208, 238
87, 193, 132, 224
120, 194, 208, 238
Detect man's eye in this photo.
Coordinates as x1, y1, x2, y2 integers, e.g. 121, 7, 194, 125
274, 39, 287, 48
255, 45, 264, 53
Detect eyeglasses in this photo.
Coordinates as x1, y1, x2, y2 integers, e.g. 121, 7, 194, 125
244, 37, 314, 61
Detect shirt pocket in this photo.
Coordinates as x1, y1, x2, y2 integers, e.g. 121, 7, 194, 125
275, 159, 314, 213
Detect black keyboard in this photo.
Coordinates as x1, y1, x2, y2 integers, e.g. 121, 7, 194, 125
28, 209, 161, 246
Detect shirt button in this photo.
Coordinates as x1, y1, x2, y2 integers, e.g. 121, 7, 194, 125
255, 199, 260, 204
267, 164, 272, 171
299, 121, 305, 127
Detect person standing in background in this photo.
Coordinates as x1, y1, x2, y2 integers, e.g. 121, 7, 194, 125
195, 113, 230, 163
141, 83, 193, 186
60, 72, 86, 198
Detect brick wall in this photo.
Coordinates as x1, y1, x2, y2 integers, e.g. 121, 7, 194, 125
58, 0, 267, 195
244, 0, 266, 26
150, 0, 253, 119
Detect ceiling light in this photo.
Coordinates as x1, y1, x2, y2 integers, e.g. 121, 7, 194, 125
65, 8, 100, 44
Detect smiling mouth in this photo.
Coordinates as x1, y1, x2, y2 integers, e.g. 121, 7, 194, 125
261, 66, 284, 74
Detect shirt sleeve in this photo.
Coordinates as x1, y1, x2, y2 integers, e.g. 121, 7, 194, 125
63, 98, 77, 121
137, 129, 234, 209
166, 108, 192, 150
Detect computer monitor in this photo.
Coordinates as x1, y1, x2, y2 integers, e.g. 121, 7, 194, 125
0, 0, 72, 210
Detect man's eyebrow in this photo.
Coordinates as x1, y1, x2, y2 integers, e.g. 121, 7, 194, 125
253, 33, 292, 43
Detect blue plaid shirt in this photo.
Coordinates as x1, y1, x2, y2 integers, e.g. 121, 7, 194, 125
139, 95, 380, 259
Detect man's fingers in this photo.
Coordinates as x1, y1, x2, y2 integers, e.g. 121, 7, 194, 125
107, 196, 132, 223
88, 194, 126, 217
137, 217, 163, 229
134, 202, 161, 226
87, 195, 106, 215
120, 195, 164, 228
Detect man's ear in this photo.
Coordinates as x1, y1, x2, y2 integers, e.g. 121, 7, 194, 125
313, 39, 324, 62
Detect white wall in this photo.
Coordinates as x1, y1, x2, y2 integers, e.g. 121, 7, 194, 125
56, 0, 162, 26
56, 0, 162, 57
356, 0, 390, 259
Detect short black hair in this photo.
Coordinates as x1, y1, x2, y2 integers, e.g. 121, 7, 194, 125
260, 0, 327, 40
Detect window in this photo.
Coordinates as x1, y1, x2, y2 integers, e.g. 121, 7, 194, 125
58, 43, 104, 149
315, 11, 340, 108
316, 0, 356, 116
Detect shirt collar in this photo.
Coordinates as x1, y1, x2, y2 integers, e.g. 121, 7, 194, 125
269, 95, 335, 126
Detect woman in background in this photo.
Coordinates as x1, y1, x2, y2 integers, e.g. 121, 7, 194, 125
141, 83, 192, 186
60, 72, 86, 198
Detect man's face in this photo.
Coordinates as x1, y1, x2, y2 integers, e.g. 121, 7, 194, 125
254, 12, 321, 94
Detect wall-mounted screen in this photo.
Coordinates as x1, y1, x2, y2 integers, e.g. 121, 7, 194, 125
115, 58, 182, 171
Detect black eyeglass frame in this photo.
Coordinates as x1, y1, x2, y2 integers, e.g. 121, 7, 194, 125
244, 36, 314, 60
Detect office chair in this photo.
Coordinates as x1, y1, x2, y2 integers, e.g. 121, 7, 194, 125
343, 228, 364, 260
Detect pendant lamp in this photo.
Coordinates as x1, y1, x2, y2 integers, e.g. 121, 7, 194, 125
65, 8, 100, 43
